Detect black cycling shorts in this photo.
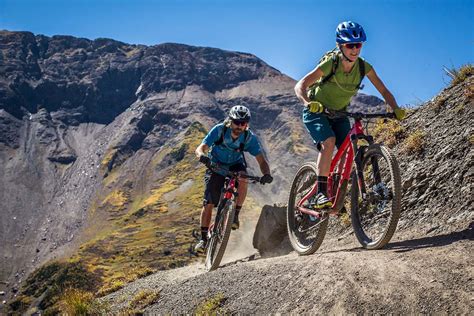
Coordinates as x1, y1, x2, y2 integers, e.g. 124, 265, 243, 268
203, 163, 246, 206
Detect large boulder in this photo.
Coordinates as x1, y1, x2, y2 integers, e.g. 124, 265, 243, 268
253, 204, 293, 256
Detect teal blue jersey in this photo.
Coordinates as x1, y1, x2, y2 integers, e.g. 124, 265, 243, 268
202, 123, 262, 165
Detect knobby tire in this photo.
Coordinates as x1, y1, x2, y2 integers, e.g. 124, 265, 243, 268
205, 200, 236, 271
287, 162, 328, 255
351, 145, 402, 249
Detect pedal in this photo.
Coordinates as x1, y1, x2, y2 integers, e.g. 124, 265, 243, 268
188, 244, 199, 257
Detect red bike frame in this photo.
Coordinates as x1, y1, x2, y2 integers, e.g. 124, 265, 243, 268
208, 171, 259, 231
223, 178, 237, 199
208, 178, 237, 232
296, 118, 366, 219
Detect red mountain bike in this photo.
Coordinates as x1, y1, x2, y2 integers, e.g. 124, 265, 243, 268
287, 111, 402, 255
204, 164, 262, 271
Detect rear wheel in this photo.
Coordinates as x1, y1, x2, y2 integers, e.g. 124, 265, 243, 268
351, 145, 401, 249
287, 162, 328, 255
205, 199, 235, 271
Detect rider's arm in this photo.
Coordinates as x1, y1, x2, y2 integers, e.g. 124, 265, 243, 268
366, 68, 399, 110
255, 153, 271, 175
197, 124, 222, 158
294, 67, 325, 105
195, 143, 209, 158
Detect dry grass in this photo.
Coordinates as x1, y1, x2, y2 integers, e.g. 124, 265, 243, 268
195, 293, 227, 315
101, 148, 118, 172
102, 190, 129, 210
7, 295, 32, 314
445, 64, 473, 86
465, 83, 474, 99
58, 288, 108, 315
468, 134, 474, 145
402, 129, 425, 155
432, 94, 448, 113
372, 119, 405, 147
7, 260, 100, 315
128, 289, 160, 309
98, 279, 125, 296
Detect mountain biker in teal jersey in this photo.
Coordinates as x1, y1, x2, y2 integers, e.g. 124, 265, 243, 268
294, 21, 406, 209
194, 105, 273, 253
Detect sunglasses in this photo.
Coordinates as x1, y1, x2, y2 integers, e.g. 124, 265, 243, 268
232, 120, 248, 126
343, 43, 362, 49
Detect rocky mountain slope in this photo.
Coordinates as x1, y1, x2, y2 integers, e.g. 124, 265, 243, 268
102, 69, 473, 314
0, 30, 320, 310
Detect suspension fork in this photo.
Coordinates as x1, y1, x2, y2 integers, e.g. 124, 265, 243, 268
214, 197, 229, 228
353, 135, 380, 198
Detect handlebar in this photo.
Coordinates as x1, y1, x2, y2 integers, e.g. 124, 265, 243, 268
206, 163, 262, 183
324, 109, 395, 120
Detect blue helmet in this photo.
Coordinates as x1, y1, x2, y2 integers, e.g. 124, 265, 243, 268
336, 21, 367, 43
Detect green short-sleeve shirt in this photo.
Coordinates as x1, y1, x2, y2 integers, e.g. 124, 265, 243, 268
312, 55, 373, 110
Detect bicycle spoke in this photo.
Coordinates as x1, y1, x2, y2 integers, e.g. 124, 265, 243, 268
351, 145, 401, 249
287, 162, 329, 255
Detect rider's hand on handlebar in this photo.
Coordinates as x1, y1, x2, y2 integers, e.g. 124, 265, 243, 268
260, 174, 273, 185
393, 107, 407, 121
307, 101, 324, 113
199, 155, 212, 168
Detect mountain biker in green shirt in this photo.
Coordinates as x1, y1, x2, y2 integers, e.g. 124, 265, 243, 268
294, 21, 406, 209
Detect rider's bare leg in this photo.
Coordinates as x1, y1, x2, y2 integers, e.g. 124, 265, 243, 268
314, 137, 335, 208
231, 173, 248, 229
317, 137, 336, 177
236, 176, 248, 207
200, 203, 214, 228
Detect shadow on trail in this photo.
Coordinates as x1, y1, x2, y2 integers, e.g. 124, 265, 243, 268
385, 224, 473, 253
320, 222, 473, 255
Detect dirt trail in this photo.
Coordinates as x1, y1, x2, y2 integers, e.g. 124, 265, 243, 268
104, 223, 473, 314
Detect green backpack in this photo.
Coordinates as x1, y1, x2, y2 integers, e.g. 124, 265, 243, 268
308, 48, 366, 100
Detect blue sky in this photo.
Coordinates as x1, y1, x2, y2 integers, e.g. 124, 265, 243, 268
1, 0, 473, 106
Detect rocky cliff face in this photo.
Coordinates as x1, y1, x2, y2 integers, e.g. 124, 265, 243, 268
0, 30, 309, 303
0, 30, 388, 311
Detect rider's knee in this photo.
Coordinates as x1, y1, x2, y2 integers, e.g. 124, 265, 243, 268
321, 137, 336, 151
202, 201, 214, 210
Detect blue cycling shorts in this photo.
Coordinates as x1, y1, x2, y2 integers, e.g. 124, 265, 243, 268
302, 109, 351, 149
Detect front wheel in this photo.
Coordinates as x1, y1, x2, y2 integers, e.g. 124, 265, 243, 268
205, 199, 235, 271
287, 162, 328, 255
351, 145, 402, 249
